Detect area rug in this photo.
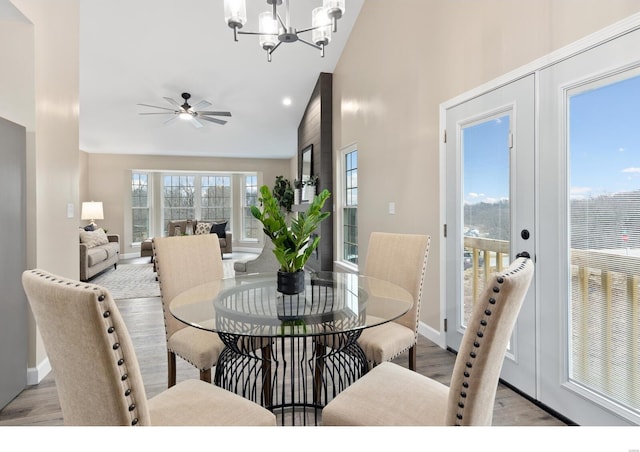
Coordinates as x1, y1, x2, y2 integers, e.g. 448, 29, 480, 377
90, 257, 245, 300
90, 264, 160, 299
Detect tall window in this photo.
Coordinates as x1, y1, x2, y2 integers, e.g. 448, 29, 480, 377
342, 147, 358, 265
131, 172, 149, 243
243, 175, 259, 240
200, 175, 231, 222
161, 174, 232, 233
163, 175, 195, 231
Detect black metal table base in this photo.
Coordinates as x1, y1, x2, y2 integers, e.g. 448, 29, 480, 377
215, 330, 368, 426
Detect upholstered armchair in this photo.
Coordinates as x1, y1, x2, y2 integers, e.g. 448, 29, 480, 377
233, 237, 279, 275
21, 269, 275, 426
322, 257, 534, 426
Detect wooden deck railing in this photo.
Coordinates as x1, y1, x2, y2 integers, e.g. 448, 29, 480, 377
463, 237, 640, 412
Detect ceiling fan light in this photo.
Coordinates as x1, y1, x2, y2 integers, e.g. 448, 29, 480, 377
312, 7, 331, 46
224, 0, 247, 28
179, 112, 191, 120
259, 11, 278, 50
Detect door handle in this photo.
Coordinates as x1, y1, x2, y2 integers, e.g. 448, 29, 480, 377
516, 251, 531, 259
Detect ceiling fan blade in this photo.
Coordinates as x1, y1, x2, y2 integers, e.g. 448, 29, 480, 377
139, 112, 175, 115
198, 116, 227, 125
163, 97, 181, 108
192, 100, 212, 110
137, 103, 176, 112
164, 115, 178, 125
198, 111, 232, 117
190, 116, 204, 128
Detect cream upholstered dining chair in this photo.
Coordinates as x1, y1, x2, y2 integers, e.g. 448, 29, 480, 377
357, 232, 431, 371
21, 269, 275, 426
322, 257, 534, 426
153, 234, 226, 387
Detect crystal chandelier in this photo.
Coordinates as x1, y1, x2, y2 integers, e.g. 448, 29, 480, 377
224, 0, 346, 62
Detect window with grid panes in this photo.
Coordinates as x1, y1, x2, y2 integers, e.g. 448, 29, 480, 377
243, 175, 259, 240
131, 172, 149, 243
162, 175, 195, 233
343, 149, 358, 265
200, 175, 231, 223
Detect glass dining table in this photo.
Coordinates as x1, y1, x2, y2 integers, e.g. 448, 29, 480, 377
170, 271, 413, 425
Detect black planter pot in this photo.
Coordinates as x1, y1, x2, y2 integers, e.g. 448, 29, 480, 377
277, 270, 305, 295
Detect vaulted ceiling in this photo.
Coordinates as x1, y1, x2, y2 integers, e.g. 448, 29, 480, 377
79, 0, 363, 159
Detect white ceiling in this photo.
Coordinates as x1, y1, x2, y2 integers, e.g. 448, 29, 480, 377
79, 0, 363, 160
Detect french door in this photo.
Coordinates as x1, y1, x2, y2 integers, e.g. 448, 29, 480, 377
538, 28, 640, 426
444, 23, 640, 425
444, 74, 537, 397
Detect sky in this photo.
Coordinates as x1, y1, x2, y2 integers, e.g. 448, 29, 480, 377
462, 73, 640, 204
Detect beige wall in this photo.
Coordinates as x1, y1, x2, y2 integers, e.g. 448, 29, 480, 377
5, 0, 79, 375
332, 0, 640, 331
83, 152, 292, 256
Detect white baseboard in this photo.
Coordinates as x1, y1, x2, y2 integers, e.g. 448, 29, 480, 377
418, 321, 445, 349
27, 357, 51, 385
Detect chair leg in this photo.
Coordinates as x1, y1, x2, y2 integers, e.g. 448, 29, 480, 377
409, 345, 416, 371
200, 368, 212, 384
168, 351, 176, 388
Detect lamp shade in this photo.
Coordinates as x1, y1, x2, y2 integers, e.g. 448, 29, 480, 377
81, 202, 104, 221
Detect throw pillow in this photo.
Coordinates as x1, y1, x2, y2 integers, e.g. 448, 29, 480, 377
79, 228, 109, 248
195, 222, 212, 235
210, 221, 227, 239
83, 224, 95, 231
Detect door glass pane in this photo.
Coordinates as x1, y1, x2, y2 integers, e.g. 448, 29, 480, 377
461, 114, 511, 327
568, 73, 640, 413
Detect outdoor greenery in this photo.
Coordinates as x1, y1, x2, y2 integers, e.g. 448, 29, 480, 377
251, 185, 331, 273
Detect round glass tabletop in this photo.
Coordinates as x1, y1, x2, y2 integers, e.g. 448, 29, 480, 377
170, 271, 413, 338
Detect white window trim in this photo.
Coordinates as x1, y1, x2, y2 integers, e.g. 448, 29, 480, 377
241, 174, 259, 242
131, 171, 151, 246
335, 143, 358, 273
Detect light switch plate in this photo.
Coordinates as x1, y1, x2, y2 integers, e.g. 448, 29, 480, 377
67, 203, 74, 218
388, 202, 395, 214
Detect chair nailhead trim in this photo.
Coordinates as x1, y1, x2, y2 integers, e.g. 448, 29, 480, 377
452, 261, 526, 425
28, 270, 142, 426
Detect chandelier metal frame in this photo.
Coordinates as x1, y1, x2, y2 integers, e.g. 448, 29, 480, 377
224, 0, 345, 62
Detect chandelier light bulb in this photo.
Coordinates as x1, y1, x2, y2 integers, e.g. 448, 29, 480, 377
323, 0, 345, 32
259, 11, 279, 51
224, 0, 247, 29
311, 7, 331, 47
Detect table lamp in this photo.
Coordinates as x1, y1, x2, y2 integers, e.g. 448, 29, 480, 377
81, 201, 104, 228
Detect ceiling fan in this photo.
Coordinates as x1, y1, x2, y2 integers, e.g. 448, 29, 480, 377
137, 92, 231, 128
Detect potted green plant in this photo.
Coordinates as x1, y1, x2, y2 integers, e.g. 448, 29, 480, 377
272, 175, 294, 213
251, 184, 331, 294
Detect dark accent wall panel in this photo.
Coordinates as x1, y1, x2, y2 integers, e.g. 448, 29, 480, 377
298, 72, 333, 272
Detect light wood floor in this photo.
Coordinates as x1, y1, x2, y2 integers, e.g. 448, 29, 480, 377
0, 260, 567, 427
